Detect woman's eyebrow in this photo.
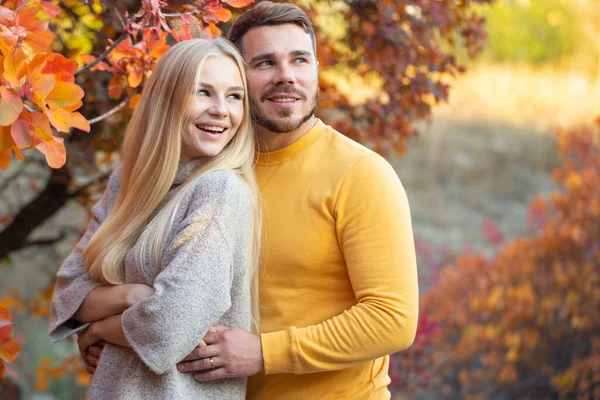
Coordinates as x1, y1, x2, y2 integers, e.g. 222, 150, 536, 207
199, 82, 244, 91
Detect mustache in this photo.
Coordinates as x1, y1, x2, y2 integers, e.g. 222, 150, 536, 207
261, 84, 307, 102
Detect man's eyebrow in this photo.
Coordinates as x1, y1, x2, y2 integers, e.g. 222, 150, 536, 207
199, 82, 245, 91
248, 50, 314, 65
290, 50, 313, 59
248, 52, 276, 65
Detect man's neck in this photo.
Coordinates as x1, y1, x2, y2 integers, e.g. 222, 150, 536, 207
256, 117, 318, 153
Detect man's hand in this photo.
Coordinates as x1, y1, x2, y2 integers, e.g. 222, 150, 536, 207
177, 326, 264, 381
77, 327, 105, 374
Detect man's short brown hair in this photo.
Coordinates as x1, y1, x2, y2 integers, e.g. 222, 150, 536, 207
228, 1, 316, 55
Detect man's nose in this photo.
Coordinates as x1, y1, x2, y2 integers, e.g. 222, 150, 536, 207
272, 64, 297, 86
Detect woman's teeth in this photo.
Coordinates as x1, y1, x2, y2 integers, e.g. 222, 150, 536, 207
197, 125, 225, 133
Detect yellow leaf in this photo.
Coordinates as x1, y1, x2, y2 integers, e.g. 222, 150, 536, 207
47, 108, 89, 133
46, 82, 84, 108
127, 70, 144, 88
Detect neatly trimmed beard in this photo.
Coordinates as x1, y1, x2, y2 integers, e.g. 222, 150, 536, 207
251, 87, 319, 134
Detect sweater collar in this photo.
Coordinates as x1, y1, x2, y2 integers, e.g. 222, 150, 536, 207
174, 158, 203, 185
256, 120, 326, 166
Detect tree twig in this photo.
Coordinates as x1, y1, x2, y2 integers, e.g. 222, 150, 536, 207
74, 33, 128, 76
21, 232, 69, 249
162, 10, 199, 17
69, 172, 111, 198
88, 93, 135, 125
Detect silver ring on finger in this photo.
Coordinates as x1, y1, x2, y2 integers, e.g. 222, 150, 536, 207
209, 357, 215, 370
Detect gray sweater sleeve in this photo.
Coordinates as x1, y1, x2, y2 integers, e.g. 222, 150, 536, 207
121, 170, 252, 374
47, 168, 122, 342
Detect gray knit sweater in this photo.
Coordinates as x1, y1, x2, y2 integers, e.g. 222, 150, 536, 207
48, 161, 253, 400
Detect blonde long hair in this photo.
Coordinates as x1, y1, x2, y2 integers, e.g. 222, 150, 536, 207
84, 38, 261, 332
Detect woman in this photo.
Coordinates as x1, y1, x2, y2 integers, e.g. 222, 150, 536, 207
48, 38, 261, 399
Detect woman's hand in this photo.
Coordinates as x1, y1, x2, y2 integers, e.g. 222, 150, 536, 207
78, 324, 104, 373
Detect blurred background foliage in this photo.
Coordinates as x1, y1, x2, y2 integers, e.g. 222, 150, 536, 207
1, 0, 599, 399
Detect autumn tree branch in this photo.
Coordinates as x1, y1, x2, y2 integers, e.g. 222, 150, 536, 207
88, 92, 135, 125
0, 168, 110, 261
74, 32, 128, 76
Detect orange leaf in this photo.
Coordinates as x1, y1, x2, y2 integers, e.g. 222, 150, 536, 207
0, 325, 13, 344
28, 112, 52, 141
63, 100, 83, 113
108, 75, 124, 99
127, 70, 144, 88
203, 23, 221, 39
27, 53, 50, 81
3, 47, 28, 87
79, 54, 96, 64
0, 338, 20, 363
12, 146, 22, 161
0, 87, 23, 126
0, 306, 11, 327
76, 370, 91, 385
31, 74, 56, 100
25, 30, 55, 53
36, 137, 66, 168
40, 1, 61, 17
0, 125, 14, 151
46, 82, 84, 108
204, 7, 232, 24
42, 53, 78, 83
0, 149, 10, 169
11, 119, 32, 148
16, 7, 55, 52
47, 108, 89, 133
129, 93, 141, 109
222, 0, 255, 8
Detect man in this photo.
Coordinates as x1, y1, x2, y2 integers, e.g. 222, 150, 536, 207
83, 2, 419, 398
177, 2, 419, 398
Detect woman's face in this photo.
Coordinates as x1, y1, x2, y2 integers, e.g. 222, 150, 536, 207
181, 55, 245, 160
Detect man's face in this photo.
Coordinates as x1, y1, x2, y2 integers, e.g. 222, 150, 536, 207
241, 24, 318, 134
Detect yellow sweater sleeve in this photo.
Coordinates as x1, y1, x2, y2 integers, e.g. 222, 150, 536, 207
261, 153, 419, 374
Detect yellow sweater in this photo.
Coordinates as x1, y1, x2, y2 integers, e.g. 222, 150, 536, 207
248, 121, 419, 399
